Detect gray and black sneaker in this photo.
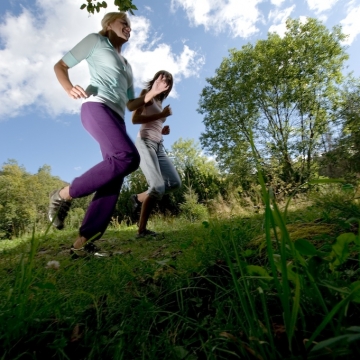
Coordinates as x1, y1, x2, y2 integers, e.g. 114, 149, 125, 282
70, 242, 109, 259
130, 194, 142, 222
48, 189, 72, 230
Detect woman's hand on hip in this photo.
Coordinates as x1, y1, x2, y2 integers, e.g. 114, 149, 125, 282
162, 125, 170, 135
161, 104, 172, 117
67, 85, 88, 99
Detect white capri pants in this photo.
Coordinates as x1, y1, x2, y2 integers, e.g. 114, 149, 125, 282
135, 137, 182, 200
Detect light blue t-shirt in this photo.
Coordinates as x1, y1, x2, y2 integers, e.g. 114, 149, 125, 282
62, 33, 135, 119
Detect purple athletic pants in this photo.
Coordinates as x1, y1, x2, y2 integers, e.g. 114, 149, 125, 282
69, 102, 140, 240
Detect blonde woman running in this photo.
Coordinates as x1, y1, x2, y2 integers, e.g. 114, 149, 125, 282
50, 13, 169, 256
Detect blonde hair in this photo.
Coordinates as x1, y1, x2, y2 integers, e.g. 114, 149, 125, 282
99, 12, 130, 36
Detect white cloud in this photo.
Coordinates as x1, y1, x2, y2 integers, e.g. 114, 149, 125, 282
124, 16, 205, 98
170, 0, 263, 38
269, 5, 295, 23
341, 3, 360, 44
306, 0, 340, 13
271, 0, 286, 6
0, 0, 204, 119
268, 5, 295, 36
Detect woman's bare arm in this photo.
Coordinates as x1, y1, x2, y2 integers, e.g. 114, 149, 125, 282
127, 74, 169, 111
54, 60, 87, 99
132, 89, 172, 124
132, 105, 172, 124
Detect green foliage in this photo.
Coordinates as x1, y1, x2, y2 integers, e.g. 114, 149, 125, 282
66, 207, 85, 229
309, 182, 360, 221
199, 17, 349, 188
0, 161, 66, 238
170, 138, 219, 176
80, 0, 138, 15
168, 138, 225, 209
113, 168, 147, 223
182, 163, 224, 203
1, 179, 360, 358
319, 79, 360, 181
179, 185, 208, 222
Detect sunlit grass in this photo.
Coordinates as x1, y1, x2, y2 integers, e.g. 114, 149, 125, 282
0, 237, 29, 252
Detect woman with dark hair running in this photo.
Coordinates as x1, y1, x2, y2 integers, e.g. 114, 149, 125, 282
130, 71, 181, 238
49, 12, 170, 256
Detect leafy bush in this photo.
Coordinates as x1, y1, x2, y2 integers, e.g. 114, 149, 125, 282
179, 186, 208, 222
309, 183, 360, 220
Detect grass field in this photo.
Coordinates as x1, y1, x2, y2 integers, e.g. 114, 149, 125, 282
1, 185, 360, 359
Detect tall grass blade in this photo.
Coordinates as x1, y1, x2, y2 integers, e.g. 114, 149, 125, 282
306, 283, 360, 350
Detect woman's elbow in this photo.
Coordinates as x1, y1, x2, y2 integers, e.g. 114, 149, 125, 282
127, 100, 136, 112
54, 61, 61, 72
54, 60, 67, 74
132, 116, 140, 125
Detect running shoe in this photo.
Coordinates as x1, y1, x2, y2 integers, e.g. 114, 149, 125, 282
70, 242, 109, 258
48, 189, 72, 230
130, 194, 142, 222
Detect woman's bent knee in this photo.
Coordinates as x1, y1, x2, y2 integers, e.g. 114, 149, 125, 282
113, 151, 140, 176
129, 152, 140, 172
148, 184, 165, 200
167, 179, 181, 192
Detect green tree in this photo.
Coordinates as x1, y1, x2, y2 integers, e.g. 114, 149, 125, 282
0, 160, 32, 238
0, 161, 66, 238
198, 18, 349, 187
29, 165, 68, 223
114, 169, 148, 223
169, 138, 223, 204
179, 185, 208, 223
169, 138, 219, 177
340, 81, 360, 173
81, 0, 137, 14
319, 79, 360, 180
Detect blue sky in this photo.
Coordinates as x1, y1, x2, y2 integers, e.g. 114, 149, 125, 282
1, 0, 360, 183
